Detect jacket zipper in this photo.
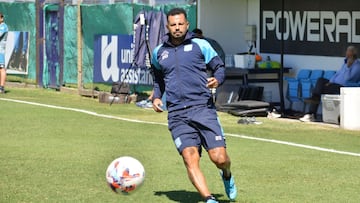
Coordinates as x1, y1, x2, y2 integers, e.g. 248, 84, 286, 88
174, 46, 186, 108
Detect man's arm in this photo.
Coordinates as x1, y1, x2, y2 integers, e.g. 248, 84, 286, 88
152, 65, 165, 100
346, 60, 360, 83
208, 57, 225, 86
0, 31, 7, 41
0, 23, 8, 39
151, 47, 165, 112
193, 38, 225, 86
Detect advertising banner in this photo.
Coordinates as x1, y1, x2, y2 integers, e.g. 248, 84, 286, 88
260, 0, 360, 56
93, 34, 153, 85
5, 31, 30, 75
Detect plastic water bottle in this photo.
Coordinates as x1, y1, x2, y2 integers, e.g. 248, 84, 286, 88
266, 56, 271, 69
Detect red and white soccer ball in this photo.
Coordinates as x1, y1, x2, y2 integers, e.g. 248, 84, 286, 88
106, 156, 145, 193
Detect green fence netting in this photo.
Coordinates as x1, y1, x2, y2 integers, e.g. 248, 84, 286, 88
80, 3, 134, 85
0, 2, 36, 82
0, 2, 196, 87
79, 3, 197, 84
63, 5, 78, 84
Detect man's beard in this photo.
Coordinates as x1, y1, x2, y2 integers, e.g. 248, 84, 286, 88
172, 31, 185, 38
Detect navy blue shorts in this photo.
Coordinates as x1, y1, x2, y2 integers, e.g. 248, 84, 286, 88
168, 105, 226, 155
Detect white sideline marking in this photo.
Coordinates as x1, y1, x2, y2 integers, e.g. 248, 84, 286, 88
226, 133, 360, 157
0, 98, 168, 126
1, 98, 360, 157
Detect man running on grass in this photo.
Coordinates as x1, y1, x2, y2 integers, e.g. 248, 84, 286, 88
151, 8, 237, 203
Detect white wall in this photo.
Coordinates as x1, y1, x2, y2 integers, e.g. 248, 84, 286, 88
198, 0, 347, 111
198, 0, 249, 54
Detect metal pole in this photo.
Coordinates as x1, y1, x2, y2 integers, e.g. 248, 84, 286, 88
77, 0, 83, 93
36, 0, 45, 87
59, 0, 64, 89
35, 0, 40, 86
280, 0, 285, 113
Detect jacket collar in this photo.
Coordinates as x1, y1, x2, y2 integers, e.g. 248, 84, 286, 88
163, 31, 195, 47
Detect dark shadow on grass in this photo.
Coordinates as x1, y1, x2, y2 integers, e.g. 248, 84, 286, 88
2, 90, 10, 94
154, 190, 230, 203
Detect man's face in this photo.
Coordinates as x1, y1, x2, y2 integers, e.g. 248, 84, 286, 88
166, 13, 189, 40
346, 47, 354, 59
0, 16, 3, 23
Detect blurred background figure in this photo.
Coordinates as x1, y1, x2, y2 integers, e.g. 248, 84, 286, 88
0, 12, 8, 93
192, 28, 225, 63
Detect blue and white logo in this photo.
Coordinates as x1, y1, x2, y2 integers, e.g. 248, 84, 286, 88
94, 34, 153, 85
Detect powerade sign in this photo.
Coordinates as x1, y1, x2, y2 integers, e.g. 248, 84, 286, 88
260, 0, 360, 56
93, 34, 153, 85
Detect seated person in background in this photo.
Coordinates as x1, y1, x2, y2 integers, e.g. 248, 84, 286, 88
300, 45, 360, 122
192, 28, 225, 63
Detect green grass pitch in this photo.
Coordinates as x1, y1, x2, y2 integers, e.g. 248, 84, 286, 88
0, 87, 360, 202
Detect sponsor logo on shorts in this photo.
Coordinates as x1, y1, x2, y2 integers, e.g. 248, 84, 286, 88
215, 135, 222, 141
175, 137, 182, 148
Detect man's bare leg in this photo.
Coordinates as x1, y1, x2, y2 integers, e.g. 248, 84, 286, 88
181, 146, 213, 199
0, 67, 6, 92
208, 147, 231, 177
208, 146, 237, 200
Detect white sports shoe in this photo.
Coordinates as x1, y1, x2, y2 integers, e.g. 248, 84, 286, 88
267, 109, 281, 119
299, 114, 315, 122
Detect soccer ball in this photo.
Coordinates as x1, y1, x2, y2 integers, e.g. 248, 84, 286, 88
106, 156, 145, 193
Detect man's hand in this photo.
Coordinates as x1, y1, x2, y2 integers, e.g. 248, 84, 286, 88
347, 58, 355, 67
207, 77, 219, 88
152, 98, 164, 113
